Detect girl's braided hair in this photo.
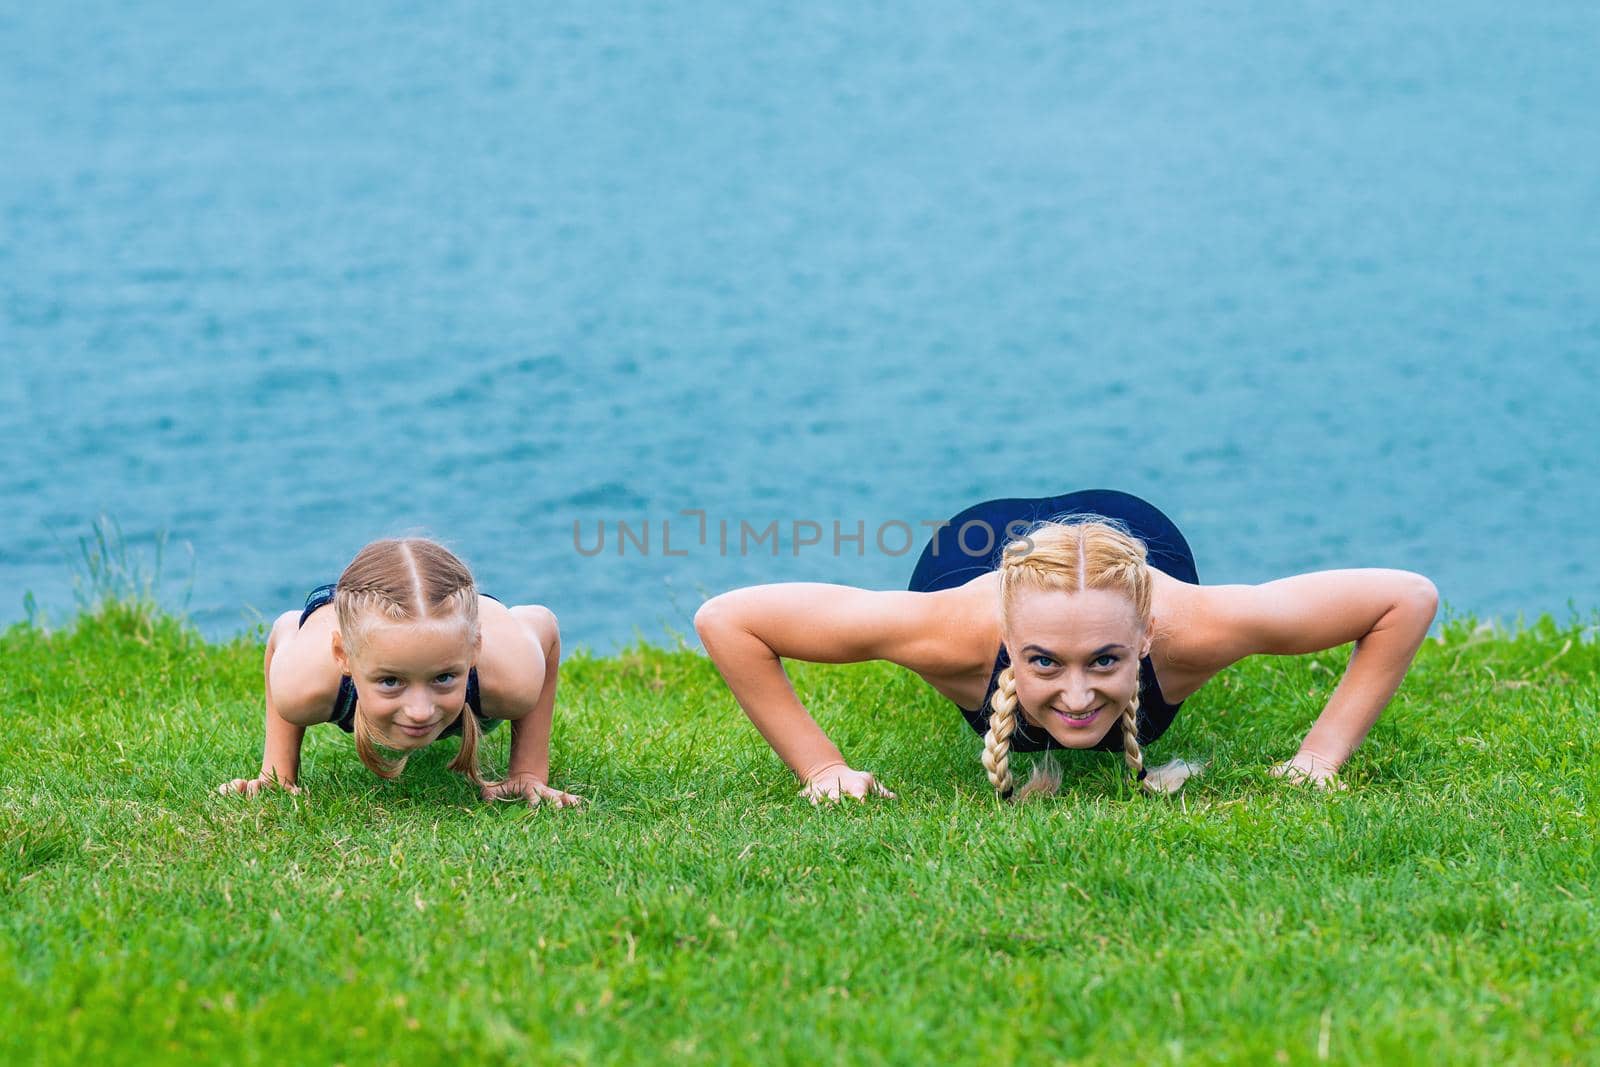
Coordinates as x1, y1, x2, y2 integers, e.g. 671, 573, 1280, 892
334, 538, 484, 784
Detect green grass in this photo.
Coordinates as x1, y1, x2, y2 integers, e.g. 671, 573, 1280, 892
1, 602, 1597, 1065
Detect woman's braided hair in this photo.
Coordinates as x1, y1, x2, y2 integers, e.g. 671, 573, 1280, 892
334, 538, 485, 784
982, 519, 1153, 801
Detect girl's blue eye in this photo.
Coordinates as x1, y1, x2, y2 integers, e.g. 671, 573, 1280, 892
378, 676, 402, 688
434, 673, 457, 685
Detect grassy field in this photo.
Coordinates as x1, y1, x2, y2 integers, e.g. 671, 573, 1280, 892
1, 601, 1596, 1065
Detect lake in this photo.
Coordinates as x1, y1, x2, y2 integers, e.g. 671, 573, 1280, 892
3, 2, 1597, 651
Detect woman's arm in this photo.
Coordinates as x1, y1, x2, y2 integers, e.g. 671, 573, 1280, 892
1197, 569, 1439, 781
479, 604, 582, 807
693, 583, 958, 798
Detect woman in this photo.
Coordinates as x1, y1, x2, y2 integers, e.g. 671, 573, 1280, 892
694, 489, 1437, 801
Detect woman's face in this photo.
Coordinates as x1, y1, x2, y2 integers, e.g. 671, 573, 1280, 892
1005, 586, 1150, 748
333, 618, 478, 750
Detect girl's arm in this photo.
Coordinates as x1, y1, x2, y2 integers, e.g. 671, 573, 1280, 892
1197, 569, 1439, 783
218, 611, 331, 795
479, 605, 582, 807
693, 583, 960, 800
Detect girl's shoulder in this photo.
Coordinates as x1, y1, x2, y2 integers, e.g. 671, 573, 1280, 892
473, 601, 557, 719
267, 607, 342, 725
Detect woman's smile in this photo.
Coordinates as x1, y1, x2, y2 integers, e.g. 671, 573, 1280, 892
1053, 706, 1102, 727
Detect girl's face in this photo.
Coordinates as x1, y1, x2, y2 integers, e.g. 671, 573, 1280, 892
1005, 586, 1151, 748
333, 617, 479, 751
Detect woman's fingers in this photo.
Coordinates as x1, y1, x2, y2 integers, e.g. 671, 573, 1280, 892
799, 770, 894, 804
1271, 760, 1346, 791
1143, 758, 1207, 795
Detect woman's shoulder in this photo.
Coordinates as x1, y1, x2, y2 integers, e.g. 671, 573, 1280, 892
1146, 573, 1258, 698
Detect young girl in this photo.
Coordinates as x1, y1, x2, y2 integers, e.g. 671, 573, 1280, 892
694, 489, 1438, 802
218, 537, 582, 807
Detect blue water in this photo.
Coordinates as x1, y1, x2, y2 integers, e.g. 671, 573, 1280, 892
3, 3, 1598, 651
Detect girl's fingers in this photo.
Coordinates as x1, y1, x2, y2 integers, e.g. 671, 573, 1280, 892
861, 774, 894, 799
479, 780, 582, 808
802, 783, 836, 805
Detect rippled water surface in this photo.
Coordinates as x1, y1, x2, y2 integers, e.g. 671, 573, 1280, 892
3, 3, 1597, 650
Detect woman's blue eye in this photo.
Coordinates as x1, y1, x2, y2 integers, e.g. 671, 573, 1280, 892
1029, 655, 1056, 669
1094, 654, 1119, 669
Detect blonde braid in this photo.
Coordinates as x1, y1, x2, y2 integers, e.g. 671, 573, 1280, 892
336, 586, 410, 642
353, 701, 406, 779
981, 666, 1020, 798
446, 704, 485, 786
1120, 687, 1147, 786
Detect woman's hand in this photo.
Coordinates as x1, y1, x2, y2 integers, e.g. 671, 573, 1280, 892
798, 763, 896, 804
1270, 752, 1347, 791
481, 772, 584, 808
1141, 758, 1208, 796
694, 585, 954, 795
216, 773, 301, 797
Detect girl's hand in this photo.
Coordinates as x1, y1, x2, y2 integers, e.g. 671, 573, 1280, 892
216, 773, 301, 797
480, 772, 584, 808
798, 764, 896, 804
1270, 752, 1348, 791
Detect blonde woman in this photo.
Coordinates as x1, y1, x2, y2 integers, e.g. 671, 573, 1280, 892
694, 490, 1437, 802
218, 537, 582, 807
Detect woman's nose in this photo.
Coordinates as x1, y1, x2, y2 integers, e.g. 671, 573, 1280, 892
1059, 674, 1097, 712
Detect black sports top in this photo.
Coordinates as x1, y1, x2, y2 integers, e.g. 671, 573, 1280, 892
296, 583, 497, 736
906, 489, 1199, 754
